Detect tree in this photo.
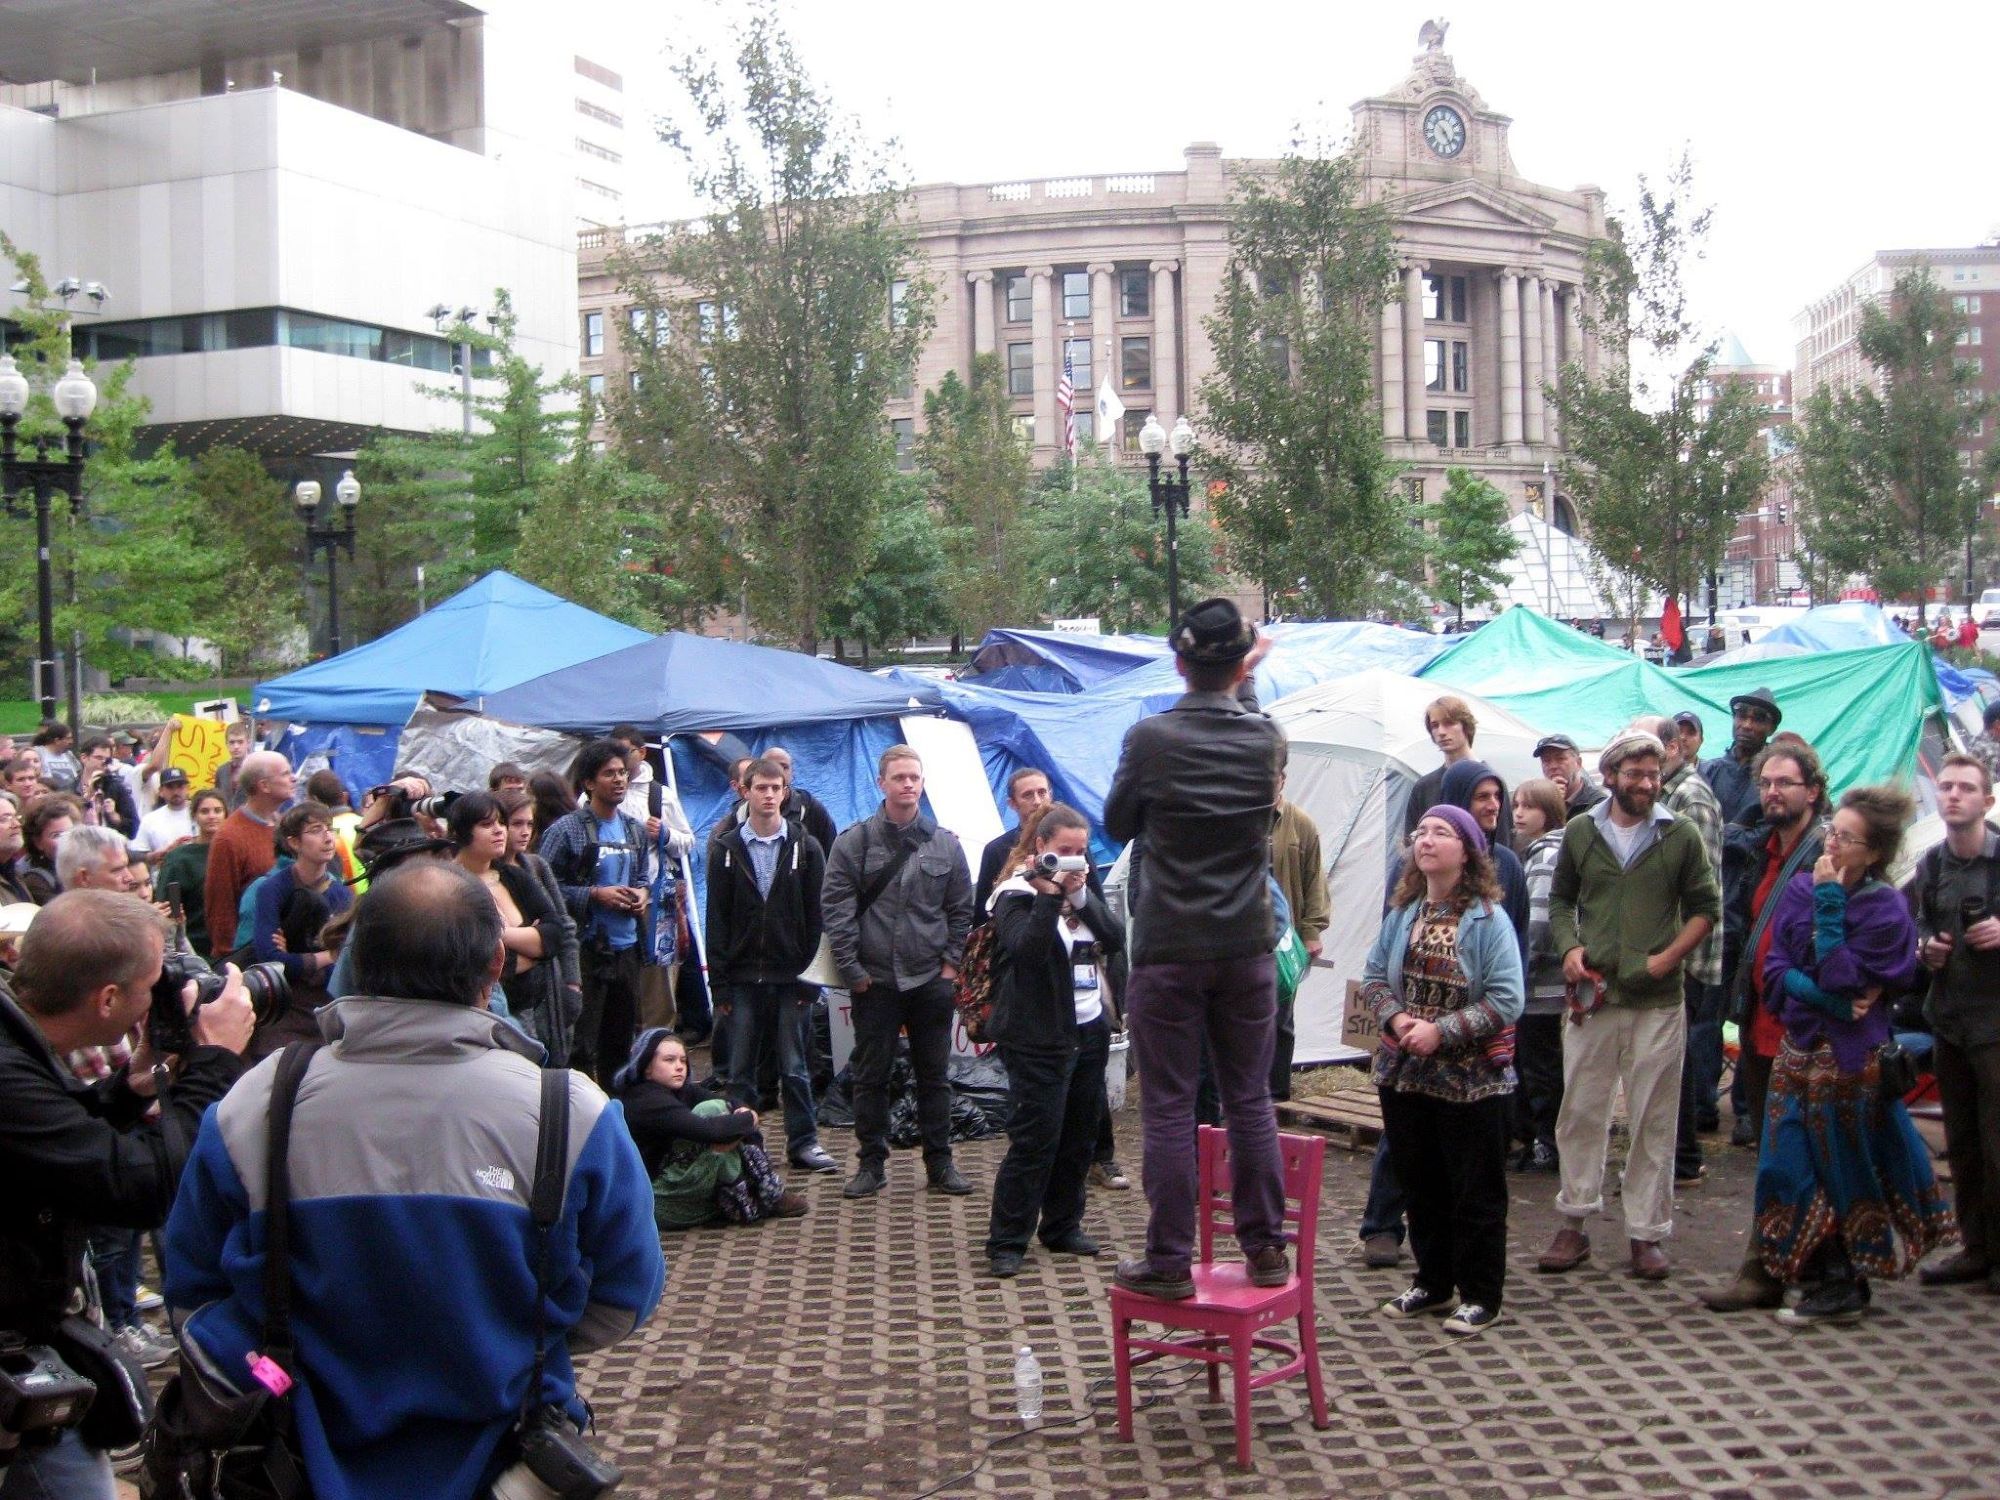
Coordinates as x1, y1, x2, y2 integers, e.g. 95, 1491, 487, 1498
1791, 270, 1998, 623
1551, 154, 1770, 619
608, 4, 935, 653
821, 474, 955, 662
918, 357, 1036, 638
1426, 468, 1518, 624
1199, 138, 1416, 618
181, 447, 306, 674
1024, 459, 1220, 633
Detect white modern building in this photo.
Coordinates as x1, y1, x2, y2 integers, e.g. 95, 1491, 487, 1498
0, 0, 590, 466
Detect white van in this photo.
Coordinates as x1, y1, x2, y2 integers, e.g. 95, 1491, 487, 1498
1972, 588, 2000, 628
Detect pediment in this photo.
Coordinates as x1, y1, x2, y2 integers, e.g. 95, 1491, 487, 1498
1397, 181, 1554, 233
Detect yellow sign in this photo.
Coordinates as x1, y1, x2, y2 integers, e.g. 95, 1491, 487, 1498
165, 716, 231, 792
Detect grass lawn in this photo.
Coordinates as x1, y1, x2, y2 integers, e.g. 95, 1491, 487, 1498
0, 694, 222, 735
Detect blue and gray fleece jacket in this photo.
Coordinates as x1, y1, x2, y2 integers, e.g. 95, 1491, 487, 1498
164, 997, 665, 1500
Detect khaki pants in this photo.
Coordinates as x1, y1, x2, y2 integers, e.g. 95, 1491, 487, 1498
1554, 1003, 1685, 1242
637, 962, 680, 1032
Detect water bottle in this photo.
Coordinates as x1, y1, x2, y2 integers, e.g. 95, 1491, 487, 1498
1013, 1345, 1043, 1426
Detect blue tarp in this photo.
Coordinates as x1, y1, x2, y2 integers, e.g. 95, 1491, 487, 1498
470, 631, 943, 737
963, 628, 1169, 692
1721, 602, 1991, 711
254, 572, 650, 726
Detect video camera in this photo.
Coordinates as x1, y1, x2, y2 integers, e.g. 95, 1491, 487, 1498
365, 783, 458, 822
1034, 853, 1089, 877
147, 952, 290, 1059
0, 1337, 94, 1452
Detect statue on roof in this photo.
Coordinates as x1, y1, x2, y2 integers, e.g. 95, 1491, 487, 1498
1418, 18, 1450, 53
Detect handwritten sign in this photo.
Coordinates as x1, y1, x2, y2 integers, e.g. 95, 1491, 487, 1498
165, 716, 230, 792
1340, 980, 1384, 1057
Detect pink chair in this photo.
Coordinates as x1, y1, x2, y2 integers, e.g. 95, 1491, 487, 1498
1110, 1124, 1330, 1469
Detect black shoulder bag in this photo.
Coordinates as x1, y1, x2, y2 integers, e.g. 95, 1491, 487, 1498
141, 1040, 317, 1500
853, 820, 923, 921
492, 1068, 622, 1499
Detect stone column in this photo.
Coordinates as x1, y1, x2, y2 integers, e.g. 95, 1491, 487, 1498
967, 270, 994, 357
1497, 267, 1523, 444
1380, 298, 1404, 440
1029, 266, 1054, 452
1563, 286, 1584, 371
1088, 262, 1115, 404
1540, 278, 1560, 445
1402, 263, 1427, 441
1151, 260, 1179, 430
1522, 272, 1546, 445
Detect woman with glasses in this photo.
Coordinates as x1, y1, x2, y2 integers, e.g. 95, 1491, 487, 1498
1755, 784, 1956, 1322
1362, 803, 1524, 1337
0, 792, 32, 906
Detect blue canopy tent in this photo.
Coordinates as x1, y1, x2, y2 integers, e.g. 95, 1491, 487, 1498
961, 627, 1170, 692
253, 572, 650, 797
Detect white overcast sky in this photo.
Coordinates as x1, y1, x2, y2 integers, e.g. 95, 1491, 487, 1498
602, 1, 2000, 368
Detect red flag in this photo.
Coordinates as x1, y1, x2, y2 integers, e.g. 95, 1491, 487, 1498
1659, 596, 1684, 652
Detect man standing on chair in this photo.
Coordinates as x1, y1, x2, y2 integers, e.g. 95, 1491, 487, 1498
1105, 599, 1290, 1300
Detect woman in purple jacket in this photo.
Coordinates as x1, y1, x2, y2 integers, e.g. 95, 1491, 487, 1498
1756, 784, 1956, 1323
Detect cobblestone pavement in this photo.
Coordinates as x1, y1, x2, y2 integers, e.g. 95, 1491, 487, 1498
574, 1120, 2000, 1500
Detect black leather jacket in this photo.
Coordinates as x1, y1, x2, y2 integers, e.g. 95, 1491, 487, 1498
1103, 685, 1284, 966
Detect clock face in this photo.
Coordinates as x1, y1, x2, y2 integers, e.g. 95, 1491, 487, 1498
1423, 104, 1466, 159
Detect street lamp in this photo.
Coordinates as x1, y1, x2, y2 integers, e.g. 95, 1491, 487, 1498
297, 470, 360, 654
0, 354, 97, 722
1141, 414, 1195, 627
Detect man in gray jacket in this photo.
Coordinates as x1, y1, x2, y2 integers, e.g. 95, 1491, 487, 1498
1104, 599, 1290, 1301
823, 744, 975, 1199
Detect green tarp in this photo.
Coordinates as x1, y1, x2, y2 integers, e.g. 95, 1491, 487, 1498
1419, 608, 1944, 793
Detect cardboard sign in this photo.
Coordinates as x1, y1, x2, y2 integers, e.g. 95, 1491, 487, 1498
164, 715, 231, 792
1340, 979, 1384, 1057
825, 987, 992, 1072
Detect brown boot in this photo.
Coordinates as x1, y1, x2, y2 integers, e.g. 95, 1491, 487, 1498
1628, 1238, 1671, 1280
1536, 1225, 1592, 1273
1698, 1254, 1783, 1311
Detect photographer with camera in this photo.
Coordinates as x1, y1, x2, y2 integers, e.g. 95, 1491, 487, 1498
161, 861, 663, 1500
0, 890, 253, 1499
75, 738, 138, 840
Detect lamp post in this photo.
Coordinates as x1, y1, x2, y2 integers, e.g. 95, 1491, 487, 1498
427, 302, 481, 436
0, 354, 98, 722
1140, 414, 1195, 627
297, 470, 360, 655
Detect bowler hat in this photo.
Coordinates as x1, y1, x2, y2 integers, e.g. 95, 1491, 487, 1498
1728, 687, 1783, 725
1171, 597, 1256, 663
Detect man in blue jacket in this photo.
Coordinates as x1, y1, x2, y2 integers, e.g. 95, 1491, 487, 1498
164, 861, 664, 1500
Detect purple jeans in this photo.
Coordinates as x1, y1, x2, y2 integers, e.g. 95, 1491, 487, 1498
1127, 954, 1285, 1276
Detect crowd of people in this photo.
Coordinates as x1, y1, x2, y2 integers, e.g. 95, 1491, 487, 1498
6, 594, 2000, 1495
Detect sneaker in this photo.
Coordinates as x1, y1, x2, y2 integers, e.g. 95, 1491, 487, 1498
989, 1250, 1024, 1278
1675, 1163, 1709, 1187
789, 1144, 839, 1174
1088, 1160, 1132, 1191
1382, 1285, 1455, 1319
927, 1162, 972, 1196
1361, 1233, 1404, 1268
113, 1323, 176, 1370
1246, 1245, 1291, 1287
1918, 1250, 1991, 1287
842, 1166, 885, 1199
768, 1191, 810, 1219
1527, 1141, 1559, 1173
1442, 1302, 1502, 1337
1777, 1278, 1869, 1325
1114, 1256, 1195, 1301
1729, 1117, 1757, 1148
134, 1284, 164, 1312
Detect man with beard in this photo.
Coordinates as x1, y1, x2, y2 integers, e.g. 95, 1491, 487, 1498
1698, 740, 1832, 1311
1534, 734, 1607, 817
1537, 730, 1719, 1282
1700, 688, 1782, 824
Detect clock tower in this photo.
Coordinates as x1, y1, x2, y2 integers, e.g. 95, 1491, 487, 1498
1351, 20, 1519, 180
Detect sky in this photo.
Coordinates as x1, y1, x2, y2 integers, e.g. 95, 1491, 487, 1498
599, 1, 2000, 370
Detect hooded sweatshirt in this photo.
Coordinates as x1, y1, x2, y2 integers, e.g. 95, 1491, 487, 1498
1438, 759, 1530, 969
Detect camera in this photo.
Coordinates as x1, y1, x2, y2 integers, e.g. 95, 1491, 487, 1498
411, 792, 459, 820
0, 1337, 95, 1443
1034, 853, 1089, 877
490, 1405, 621, 1499
147, 953, 290, 1058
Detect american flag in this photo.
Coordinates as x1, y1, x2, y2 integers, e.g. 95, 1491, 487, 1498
1056, 341, 1076, 461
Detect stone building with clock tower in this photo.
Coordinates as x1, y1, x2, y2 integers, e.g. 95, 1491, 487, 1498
578, 25, 1611, 558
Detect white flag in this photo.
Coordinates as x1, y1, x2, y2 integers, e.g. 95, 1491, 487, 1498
1094, 375, 1125, 443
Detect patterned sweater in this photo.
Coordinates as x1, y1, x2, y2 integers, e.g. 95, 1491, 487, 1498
1361, 897, 1524, 1103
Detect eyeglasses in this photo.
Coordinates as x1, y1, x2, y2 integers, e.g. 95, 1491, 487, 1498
1412, 826, 1463, 843
1823, 828, 1869, 849
1757, 777, 1805, 792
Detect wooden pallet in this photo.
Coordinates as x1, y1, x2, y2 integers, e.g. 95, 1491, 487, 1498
1277, 1093, 1383, 1151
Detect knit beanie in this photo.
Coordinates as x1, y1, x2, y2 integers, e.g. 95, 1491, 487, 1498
1415, 802, 1487, 854
612, 1026, 677, 1095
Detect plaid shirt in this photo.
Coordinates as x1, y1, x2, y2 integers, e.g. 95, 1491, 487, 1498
1664, 762, 1725, 986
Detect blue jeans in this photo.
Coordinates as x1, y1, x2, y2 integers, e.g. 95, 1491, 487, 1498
720, 981, 819, 1155
88, 1226, 139, 1330
1359, 1135, 1407, 1242
0, 1428, 115, 1500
